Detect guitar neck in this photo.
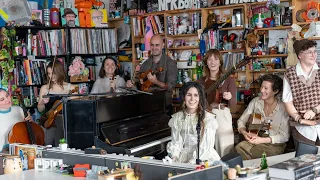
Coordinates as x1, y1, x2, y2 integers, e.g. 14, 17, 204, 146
205, 67, 236, 95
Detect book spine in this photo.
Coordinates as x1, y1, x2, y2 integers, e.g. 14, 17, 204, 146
295, 164, 320, 179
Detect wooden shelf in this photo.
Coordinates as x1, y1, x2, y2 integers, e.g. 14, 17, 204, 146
204, 4, 244, 10
220, 26, 244, 31
256, 26, 292, 31
175, 84, 183, 88
308, 37, 320, 40
164, 8, 202, 14
119, 47, 132, 51
248, 0, 290, 6
134, 33, 164, 38
108, 18, 124, 22
220, 49, 245, 53
251, 54, 288, 58
167, 33, 198, 38
296, 22, 310, 26
168, 46, 199, 50
236, 69, 287, 73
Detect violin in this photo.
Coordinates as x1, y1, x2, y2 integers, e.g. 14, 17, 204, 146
39, 87, 79, 129
109, 74, 116, 92
8, 88, 45, 145
139, 68, 164, 92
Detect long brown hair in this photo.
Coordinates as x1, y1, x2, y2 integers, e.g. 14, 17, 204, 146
47, 61, 65, 89
180, 82, 208, 139
203, 49, 224, 79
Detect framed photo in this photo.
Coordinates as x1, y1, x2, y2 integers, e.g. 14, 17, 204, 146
60, 8, 79, 27
31, 10, 42, 23
90, 9, 108, 27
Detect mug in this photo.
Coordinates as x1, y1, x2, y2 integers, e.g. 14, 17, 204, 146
3, 155, 22, 174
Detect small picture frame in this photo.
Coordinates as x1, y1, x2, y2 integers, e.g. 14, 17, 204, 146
90, 9, 108, 27
31, 10, 43, 23
60, 8, 80, 27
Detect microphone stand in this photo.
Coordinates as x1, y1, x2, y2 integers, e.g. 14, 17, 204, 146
196, 117, 201, 165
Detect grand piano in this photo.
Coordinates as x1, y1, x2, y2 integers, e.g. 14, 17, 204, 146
64, 90, 171, 158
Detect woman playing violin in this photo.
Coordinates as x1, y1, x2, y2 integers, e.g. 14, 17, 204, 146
197, 49, 237, 157
91, 57, 131, 93
37, 60, 76, 146
0, 88, 32, 152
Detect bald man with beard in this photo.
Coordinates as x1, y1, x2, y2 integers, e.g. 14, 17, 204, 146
127, 35, 178, 116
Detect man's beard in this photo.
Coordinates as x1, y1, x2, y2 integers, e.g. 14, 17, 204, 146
67, 20, 76, 27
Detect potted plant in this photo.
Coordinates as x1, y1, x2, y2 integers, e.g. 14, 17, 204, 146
59, 138, 68, 150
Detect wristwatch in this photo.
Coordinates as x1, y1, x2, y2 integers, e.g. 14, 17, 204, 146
312, 107, 319, 114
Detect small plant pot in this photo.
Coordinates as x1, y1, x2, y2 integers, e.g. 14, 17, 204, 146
59, 143, 68, 150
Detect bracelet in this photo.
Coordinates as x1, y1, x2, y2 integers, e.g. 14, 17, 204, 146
294, 115, 302, 122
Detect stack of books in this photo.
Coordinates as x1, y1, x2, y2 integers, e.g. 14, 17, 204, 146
269, 154, 320, 180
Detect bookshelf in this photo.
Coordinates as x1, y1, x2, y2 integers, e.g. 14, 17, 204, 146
10, 26, 117, 108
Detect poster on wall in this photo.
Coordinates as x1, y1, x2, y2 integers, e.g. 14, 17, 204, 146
60, 8, 79, 27
109, 0, 123, 18
90, 9, 108, 27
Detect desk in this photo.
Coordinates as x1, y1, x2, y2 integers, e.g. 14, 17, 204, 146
0, 170, 86, 180
243, 152, 295, 167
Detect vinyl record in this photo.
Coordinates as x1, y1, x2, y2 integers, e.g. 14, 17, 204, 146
307, 8, 319, 20
296, 9, 306, 22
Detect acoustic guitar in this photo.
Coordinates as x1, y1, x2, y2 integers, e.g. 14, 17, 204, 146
139, 68, 164, 92
205, 56, 252, 102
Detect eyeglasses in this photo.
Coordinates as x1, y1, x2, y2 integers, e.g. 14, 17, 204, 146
303, 50, 317, 56
92, 16, 103, 20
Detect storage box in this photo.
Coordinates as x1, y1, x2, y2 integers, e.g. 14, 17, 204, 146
70, 75, 89, 82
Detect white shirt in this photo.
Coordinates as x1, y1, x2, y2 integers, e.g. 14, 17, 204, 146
167, 111, 220, 164
282, 62, 320, 141
0, 106, 24, 151
237, 97, 290, 144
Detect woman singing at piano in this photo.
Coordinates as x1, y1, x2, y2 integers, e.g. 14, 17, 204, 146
167, 82, 220, 164
37, 60, 76, 146
197, 49, 237, 157
236, 74, 289, 160
91, 57, 132, 93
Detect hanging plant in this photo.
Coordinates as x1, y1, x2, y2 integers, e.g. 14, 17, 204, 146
0, 27, 18, 105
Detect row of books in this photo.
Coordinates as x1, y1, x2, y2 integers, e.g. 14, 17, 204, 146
132, 15, 164, 36
222, 53, 245, 71
70, 29, 118, 54
166, 12, 201, 35
30, 30, 67, 56
14, 59, 48, 86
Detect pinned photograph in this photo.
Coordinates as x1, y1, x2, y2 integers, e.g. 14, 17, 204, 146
61, 8, 79, 27
31, 10, 42, 23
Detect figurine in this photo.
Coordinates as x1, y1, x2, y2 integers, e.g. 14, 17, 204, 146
260, 152, 268, 170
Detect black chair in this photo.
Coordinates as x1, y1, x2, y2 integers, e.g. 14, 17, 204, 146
221, 152, 243, 168
295, 142, 318, 157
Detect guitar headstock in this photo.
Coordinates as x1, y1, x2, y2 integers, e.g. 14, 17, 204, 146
236, 56, 252, 69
